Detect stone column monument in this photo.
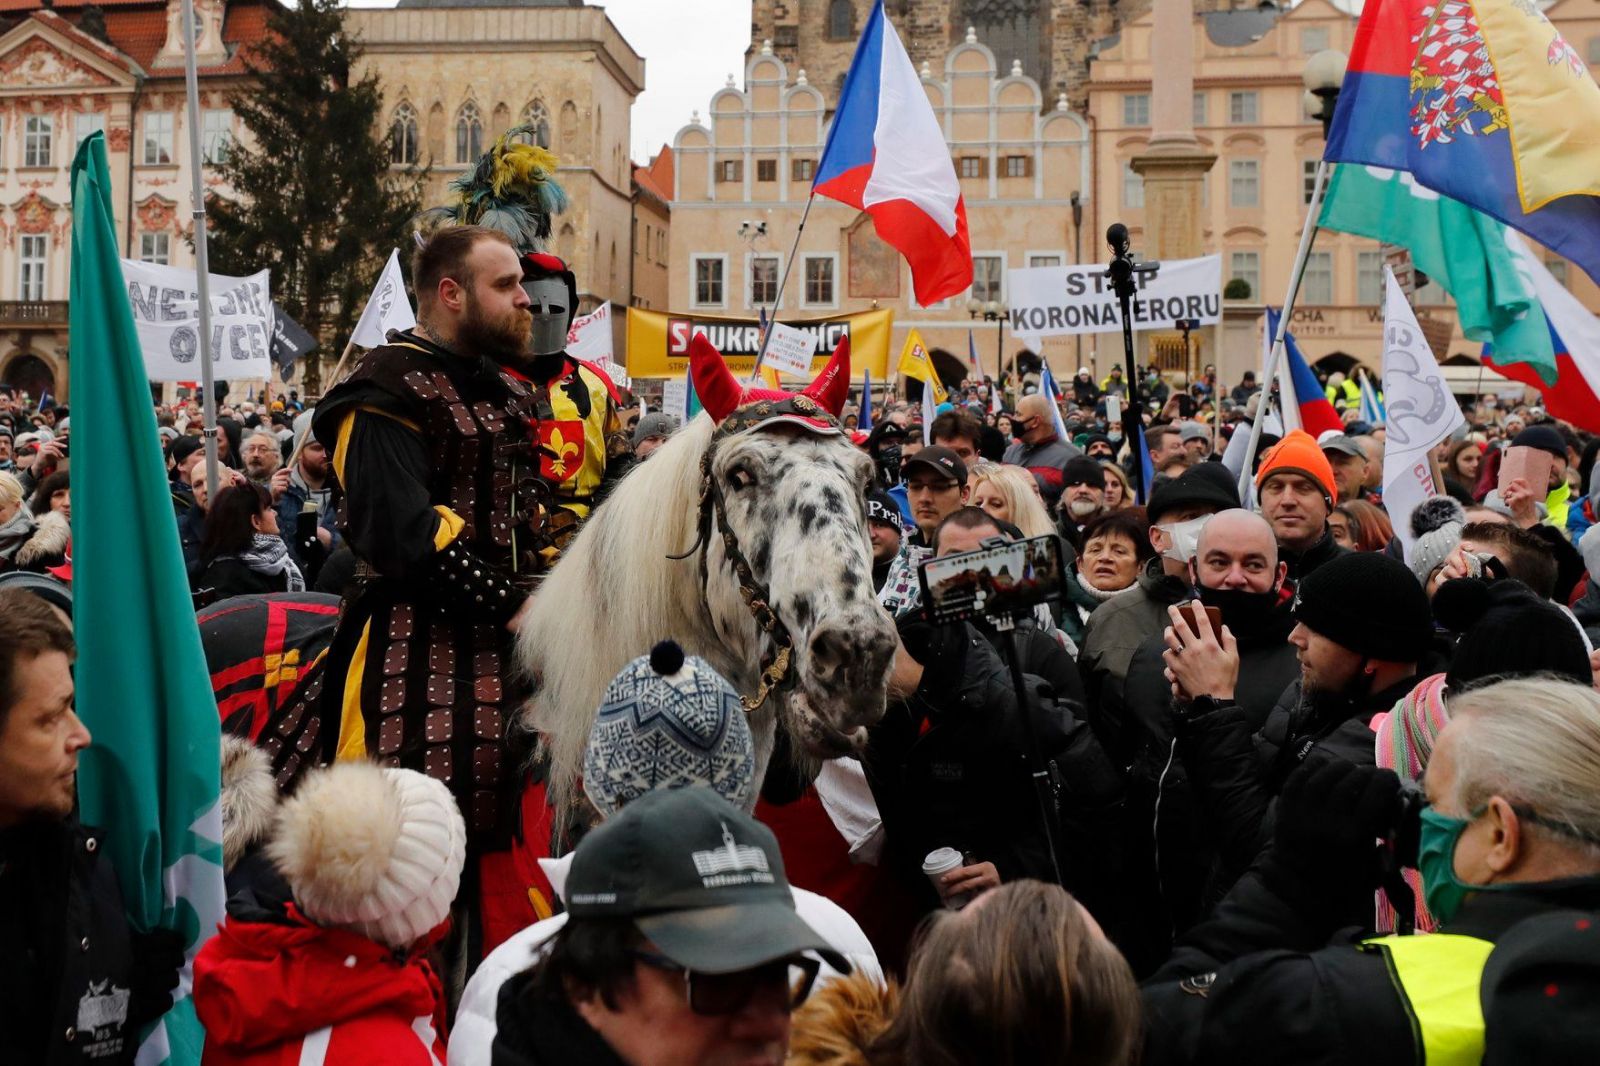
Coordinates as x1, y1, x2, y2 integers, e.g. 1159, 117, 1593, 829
1131, 0, 1216, 380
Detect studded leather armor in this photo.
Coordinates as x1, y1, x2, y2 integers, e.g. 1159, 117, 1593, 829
271, 336, 573, 842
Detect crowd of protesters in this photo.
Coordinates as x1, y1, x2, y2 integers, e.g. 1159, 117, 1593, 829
4, 344, 1600, 1066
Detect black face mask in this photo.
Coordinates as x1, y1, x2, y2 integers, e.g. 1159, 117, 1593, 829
1011, 417, 1032, 440
1196, 583, 1280, 636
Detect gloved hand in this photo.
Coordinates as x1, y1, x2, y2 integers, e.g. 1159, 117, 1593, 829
126, 927, 186, 1029
1263, 754, 1402, 904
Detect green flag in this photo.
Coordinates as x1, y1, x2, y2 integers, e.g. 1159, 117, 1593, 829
1319, 162, 1556, 384
69, 130, 224, 1065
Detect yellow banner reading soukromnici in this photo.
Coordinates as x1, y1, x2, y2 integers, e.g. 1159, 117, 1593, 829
626, 307, 893, 379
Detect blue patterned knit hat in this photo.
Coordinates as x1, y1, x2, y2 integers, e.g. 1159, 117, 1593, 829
584, 641, 757, 818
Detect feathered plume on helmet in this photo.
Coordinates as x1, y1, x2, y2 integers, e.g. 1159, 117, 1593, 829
415, 125, 568, 252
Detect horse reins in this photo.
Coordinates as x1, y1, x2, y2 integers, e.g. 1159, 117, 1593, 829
667, 399, 839, 711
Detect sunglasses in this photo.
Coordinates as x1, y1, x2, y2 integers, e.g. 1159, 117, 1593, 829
631, 949, 821, 1016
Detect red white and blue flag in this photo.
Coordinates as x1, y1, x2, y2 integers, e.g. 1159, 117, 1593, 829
1324, 0, 1600, 285
1484, 235, 1600, 433
1267, 308, 1344, 439
814, 0, 972, 307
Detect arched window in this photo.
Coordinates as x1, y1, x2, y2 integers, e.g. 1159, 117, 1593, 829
515, 100, 551, 148
455, 102, 483, 164
828, 0, 853, 40
389, 103, 418, 165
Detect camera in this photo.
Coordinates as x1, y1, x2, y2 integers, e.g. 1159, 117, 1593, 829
917, 533, 1066, 625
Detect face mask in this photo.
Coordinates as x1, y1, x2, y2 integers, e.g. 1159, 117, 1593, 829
1011, 418, 1031, 440
1196, 584, 1279, 633
1415, 805, 1513, 925
1156, 515, 1211, 563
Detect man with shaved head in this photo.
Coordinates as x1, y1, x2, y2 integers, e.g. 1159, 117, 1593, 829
1001, 392, 1082, 509
1101, 509, 1300, 974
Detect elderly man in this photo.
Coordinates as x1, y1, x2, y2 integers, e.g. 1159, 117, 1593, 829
1254, 429, 1347, 583
1320, 434, 1370, 504
1145, 677, 1600, 1066
1002, 393, 1082, 509
1057, 455, 1110, 550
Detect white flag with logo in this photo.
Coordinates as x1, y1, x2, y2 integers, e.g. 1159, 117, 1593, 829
1381, 267, 1465, 561
567, 302, 614, 362
350, 249, 416, 348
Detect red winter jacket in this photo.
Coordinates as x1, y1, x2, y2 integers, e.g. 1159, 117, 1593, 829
194, 908, 448, 1066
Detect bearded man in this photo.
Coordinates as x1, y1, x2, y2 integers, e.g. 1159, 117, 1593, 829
263, 229, 567, 953
1057, 456, 1109, 551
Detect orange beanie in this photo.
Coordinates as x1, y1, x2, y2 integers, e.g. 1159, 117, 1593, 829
1255, 429, 1337, 506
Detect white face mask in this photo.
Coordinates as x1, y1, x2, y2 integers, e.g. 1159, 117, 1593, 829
1156, 514, 1212, 563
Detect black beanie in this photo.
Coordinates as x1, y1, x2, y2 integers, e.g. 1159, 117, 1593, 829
1062, 456, 1105, 488
1510, 425, 1567, 461
1433, 577, 1591, 689
1147, 461, 1240, 523
1291, 552, 1432, 662
169, 435, 204, 465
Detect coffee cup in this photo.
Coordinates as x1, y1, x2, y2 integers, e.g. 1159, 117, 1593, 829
922, 846, 967, 909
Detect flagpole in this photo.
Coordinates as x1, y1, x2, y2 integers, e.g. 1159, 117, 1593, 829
1236, 159, 1330, 500
750, 190, 817, 382
180, 0, 220, 502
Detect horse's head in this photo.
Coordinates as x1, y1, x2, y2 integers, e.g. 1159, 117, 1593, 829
690, 334, 896, 759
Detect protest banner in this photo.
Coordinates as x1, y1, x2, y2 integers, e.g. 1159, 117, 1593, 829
269, 303, 316, 381
121, 259, 273, 381
626, 307, 892, 378
350, 249, 416, 348
762, 321, 820, 377
1006, 255, 1222, 340
568, 302, 615, 363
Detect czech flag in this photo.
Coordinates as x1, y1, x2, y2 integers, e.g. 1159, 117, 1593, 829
1267, 308, 1344, 439
814, 0, 972, 307
1039, 361, 1071, 444
1483, 235, 1600, 433
1324, 0, 1600, 287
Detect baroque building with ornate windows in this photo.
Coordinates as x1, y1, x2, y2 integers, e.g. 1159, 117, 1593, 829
348, 0, 644, 315
0, 0, 266, 402
670, 34, 1088, 377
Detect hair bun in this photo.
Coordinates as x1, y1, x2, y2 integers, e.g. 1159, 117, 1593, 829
1433, 576, 1495, 632
649, 640, 686, 676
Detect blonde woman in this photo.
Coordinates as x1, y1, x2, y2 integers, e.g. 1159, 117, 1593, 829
967, 463, 1057, 540
1101, 463, 1134, 510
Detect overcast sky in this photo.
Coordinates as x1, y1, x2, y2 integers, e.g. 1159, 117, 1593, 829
346, 0, 752, 162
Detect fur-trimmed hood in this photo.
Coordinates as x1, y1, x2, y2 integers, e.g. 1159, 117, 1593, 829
219, 735, 277, 873
13, 509, 67, 568
787, 972, 899, 1066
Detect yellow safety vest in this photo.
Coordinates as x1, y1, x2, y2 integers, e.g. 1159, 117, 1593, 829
1363, 933, 1495, 1066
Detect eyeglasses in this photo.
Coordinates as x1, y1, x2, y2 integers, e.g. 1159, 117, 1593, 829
631, 949, 821, 1016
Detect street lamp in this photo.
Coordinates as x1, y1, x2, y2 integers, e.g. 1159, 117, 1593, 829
967, 297, 1009, 386
1303, 48, 1348, 139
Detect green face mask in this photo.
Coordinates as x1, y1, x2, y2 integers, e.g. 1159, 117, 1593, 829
1416, 805, 1514, 925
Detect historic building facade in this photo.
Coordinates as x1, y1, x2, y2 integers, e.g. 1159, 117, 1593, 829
0, 0, 266, 402
669, 34, 1089, 378
1084, 0, 1600, 387
349, 0, 643, 313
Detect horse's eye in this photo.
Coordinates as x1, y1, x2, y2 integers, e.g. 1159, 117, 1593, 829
727, 466, 756, 491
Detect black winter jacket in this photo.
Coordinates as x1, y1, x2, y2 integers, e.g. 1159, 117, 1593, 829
0, 816, 138, 1065
1143, 873, 1600, 1066
1279, 528, 1347, 586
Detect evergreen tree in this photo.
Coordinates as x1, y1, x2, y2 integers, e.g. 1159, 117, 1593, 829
208, 0, 424, 394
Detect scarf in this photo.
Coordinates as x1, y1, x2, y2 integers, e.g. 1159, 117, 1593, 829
1371, 671, 1450, 933
1070, 566, 1134, 624
228, 532, 305, 592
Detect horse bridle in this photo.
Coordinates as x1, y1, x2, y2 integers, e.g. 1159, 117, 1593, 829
668, 398, 840, 712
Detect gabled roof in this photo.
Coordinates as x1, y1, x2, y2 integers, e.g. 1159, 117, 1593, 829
0, 0, 271, 78
0, 10, 143, 83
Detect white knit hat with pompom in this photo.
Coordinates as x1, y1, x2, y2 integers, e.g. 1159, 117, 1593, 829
268, 762, 466, 950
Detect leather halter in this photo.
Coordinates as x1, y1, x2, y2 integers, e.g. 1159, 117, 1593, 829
668, 398, 842, 711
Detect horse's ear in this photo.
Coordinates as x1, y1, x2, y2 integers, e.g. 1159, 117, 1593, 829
803, 335, 851, 417
688, 332, 743, 422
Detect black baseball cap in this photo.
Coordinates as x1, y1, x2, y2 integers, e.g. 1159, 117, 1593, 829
564, 787, 849, 975
902, 445, 967, 486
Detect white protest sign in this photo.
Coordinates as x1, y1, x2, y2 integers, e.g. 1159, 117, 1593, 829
1381, 267, 1465, 561
1006, 255, 1222, 341
662, 378, 690, 422
568, 303, 614, 362
351, 249, 416, 348
121, 260, 273, 382
761, 321, 819, 377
